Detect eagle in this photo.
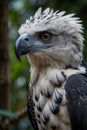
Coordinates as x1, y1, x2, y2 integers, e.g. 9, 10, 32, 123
15, 8, 87, 130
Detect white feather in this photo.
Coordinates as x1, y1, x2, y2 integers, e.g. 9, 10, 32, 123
34, 7, 42, 18
57, 11, 65, 17
42, 7, 50, 15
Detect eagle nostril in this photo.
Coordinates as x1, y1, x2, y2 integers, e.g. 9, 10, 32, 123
24, 37, 29, 41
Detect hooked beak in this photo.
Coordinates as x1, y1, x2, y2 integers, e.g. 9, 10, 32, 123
15, 33, 53, 61
15, 33, 33, 61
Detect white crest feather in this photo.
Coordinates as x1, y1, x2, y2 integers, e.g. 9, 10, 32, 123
42, 7, 50, 15
57, 11, 65, 17
19, 7, 83, 35
34, 7, 42, 18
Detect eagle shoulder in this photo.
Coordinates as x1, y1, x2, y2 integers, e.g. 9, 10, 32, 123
65, 73, 87, 130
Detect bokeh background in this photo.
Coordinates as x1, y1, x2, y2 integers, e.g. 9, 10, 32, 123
1, 0, 87, 130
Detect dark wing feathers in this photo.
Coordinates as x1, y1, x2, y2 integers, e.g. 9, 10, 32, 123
65, 74, 87, 130
26, 81, 39, 130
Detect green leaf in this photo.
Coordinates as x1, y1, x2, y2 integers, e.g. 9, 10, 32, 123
0, 110, 16, 118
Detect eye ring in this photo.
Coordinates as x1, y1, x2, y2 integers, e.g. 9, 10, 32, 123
40, 32, 51, 42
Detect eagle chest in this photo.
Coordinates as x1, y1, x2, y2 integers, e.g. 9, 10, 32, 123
32, 69, 71, 130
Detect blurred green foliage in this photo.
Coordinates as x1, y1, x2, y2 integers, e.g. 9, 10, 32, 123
8, 0, 87, 129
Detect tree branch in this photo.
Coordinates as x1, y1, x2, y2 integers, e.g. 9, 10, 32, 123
0, 107, 28, 130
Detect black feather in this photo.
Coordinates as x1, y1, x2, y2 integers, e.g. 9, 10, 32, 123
65, 73, 87, 130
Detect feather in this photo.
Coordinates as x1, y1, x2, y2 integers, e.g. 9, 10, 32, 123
34, 7, 42, 19
27, 81, 39, 130
65, 73, 87, 130
57, 11, 65, 17
42, 7, 50, 15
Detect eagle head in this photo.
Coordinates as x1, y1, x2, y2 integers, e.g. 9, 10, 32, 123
15, 8, 84, 69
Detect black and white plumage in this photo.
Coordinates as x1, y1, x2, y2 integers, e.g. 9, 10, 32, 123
15, 8, 87, 130
27, 81, 39, 130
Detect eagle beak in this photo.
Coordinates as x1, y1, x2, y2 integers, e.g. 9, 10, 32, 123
15, 33, 32, 61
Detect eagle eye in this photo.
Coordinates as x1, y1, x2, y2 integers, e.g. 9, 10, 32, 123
39, 32, 51, 42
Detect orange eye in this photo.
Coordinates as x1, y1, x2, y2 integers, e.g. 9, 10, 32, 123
40, 32, 51, 41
